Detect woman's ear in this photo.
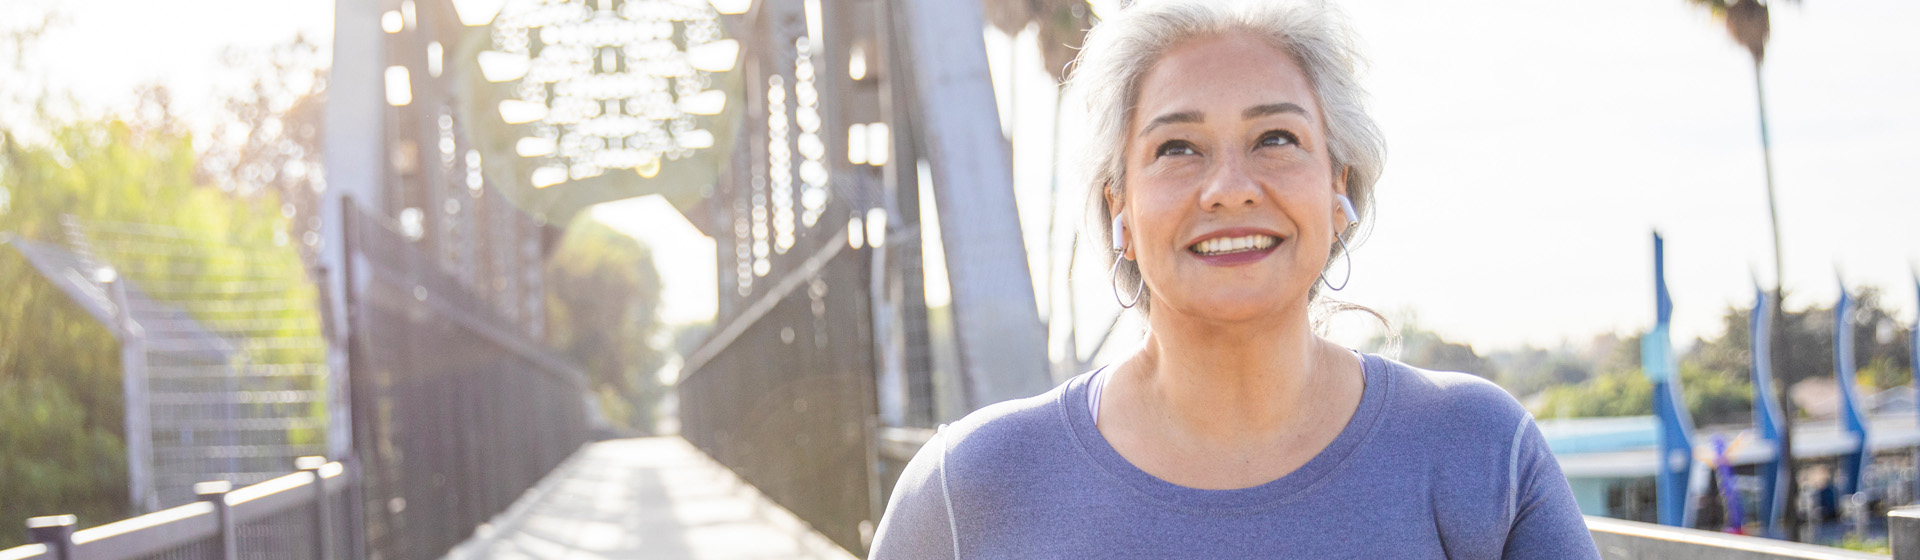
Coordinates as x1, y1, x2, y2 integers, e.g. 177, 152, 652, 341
1331, 167, 1352, 230
1104, 183, 1129, 257
1104, 182, 1123, 220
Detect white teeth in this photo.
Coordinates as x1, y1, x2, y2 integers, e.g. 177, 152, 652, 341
1191, 235, 1279, 255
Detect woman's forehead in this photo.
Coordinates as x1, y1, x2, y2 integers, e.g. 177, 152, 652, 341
1132, 32, 1321, 128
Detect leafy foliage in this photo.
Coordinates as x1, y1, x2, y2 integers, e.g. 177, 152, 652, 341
0, 25, 324, 543
1529, 290, 1913, 426
196, 35, 329, 273
1365, 321, 1496, 379
1375, 286, 1914, 429
1684, 0, 1795, 63
545, 215, 665, 434
0, 116, 322, 545
0, 374, 128, 543
0, 248, 128, 547
1485, 346, 1594, 396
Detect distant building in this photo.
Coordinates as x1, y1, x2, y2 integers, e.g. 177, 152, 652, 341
1544, 405, 1920, 527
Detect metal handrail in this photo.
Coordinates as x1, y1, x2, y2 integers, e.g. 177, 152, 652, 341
0, 544, 48, 560
1588, 515, 1892, 559
3, 458, 352, 560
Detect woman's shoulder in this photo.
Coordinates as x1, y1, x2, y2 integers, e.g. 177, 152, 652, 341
1370, 354, 1532, 433
937, 375, 1082, 461
871, 376, 1093, 558
882, 376, 1085, 511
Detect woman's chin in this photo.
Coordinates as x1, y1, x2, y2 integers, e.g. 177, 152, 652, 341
1159, 292, 1301, 324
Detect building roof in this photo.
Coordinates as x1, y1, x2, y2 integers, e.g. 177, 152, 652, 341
1543, 411, 1920, 480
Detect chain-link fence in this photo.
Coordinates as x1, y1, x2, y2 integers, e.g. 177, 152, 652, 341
341, 200, 590, 560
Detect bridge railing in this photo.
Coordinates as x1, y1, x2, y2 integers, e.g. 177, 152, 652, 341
1588, 514, 1907, 559
679, 233, 881, 555
1, 457, 354, 560
340, 200, 591, 560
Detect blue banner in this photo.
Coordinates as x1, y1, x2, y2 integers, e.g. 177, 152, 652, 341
1750, 288, 1788, 537
1835, 284, 1869, 495
1646, 233, 1695, 527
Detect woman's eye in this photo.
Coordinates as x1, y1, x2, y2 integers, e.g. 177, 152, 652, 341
1155, 140, 1197, 158
1258, 130, 1298, 148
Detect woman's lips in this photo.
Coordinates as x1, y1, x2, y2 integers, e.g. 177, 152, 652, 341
1175, 227, 1282, 266
1186, 233, 1283, 266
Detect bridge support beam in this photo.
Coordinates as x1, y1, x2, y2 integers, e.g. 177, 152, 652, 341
896, 0, 1051, 409
321, 0, 385, 466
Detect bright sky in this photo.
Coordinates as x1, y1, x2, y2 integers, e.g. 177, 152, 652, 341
591, 195, 717, 325
989, 0, 1920, 354
1334, 0, 1920, 350
1, 0, 334, 142
16, 0, 1920, 351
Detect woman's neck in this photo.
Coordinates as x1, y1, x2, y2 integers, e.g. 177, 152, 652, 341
1124, 304, 1342, 445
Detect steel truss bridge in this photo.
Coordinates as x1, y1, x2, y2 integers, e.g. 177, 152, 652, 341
6, 0, 1920, 559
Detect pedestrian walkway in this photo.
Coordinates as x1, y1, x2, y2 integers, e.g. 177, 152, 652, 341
446, 437, 859, 560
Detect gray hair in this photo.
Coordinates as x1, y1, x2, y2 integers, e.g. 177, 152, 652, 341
1069, 0, 1385, 314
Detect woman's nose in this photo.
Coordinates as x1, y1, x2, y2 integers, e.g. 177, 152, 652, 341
1198, 153, 1261, 210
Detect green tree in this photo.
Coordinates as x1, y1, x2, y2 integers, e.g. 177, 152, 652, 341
1528, 288, 1912, 426
1682, 0, 1802, 527
1533, 363, 1754, 426
1683, 288, 1911, 394
0, 25, 325, 541
1, 111, 326, 532
197, 35, 328, 276
0, 117, 325, 545
1683, 0, 1795, 341
1537, 369, 1656, 419
1367, 322, 1498, 380
1489, 345, 1596, 398
0, 374, 128, 545
0, 247, 128, 548
545, 216, 665, 435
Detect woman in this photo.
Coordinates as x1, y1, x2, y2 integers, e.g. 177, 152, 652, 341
870, 1, 1598, 557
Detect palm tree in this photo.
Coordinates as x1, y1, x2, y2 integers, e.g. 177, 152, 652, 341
1685, 0, 1790, 298
1684, 0, 1800, 539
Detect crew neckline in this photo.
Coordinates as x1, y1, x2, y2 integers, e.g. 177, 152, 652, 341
1059, 352, 1393, 513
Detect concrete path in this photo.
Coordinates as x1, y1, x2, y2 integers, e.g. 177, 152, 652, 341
446, 437, 859, 560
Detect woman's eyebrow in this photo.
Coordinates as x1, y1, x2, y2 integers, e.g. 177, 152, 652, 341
1243, 102, 1308, 121
1138, 103, 1310, 137
1138, 110, 1203, 136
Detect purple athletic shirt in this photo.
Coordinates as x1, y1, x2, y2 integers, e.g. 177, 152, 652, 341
869, 353, 1600, 558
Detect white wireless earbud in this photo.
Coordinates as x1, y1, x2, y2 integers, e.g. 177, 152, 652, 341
1336, 194, 1359, 229
1111, 214, 1126, 251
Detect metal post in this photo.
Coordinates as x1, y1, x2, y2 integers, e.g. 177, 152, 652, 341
321, 0, 386, 464
1798, 485, 1818, 543
298, 456, 333, 560
106, 276, 157, 514
1892, 506, 1920, 560
876, 0, 934, 428
196, 481, 238, 560
343, 455, 370, 560
25, 515, 76, 560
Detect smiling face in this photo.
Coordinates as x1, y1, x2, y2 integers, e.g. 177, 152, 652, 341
1110, 31, 1347, 325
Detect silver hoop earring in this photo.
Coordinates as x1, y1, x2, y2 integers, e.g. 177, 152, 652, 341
1110, 251, 1146, 309
1320, 233, 1354, 291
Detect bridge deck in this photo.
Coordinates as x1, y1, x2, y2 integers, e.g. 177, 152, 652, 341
446, 437, 858, 560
